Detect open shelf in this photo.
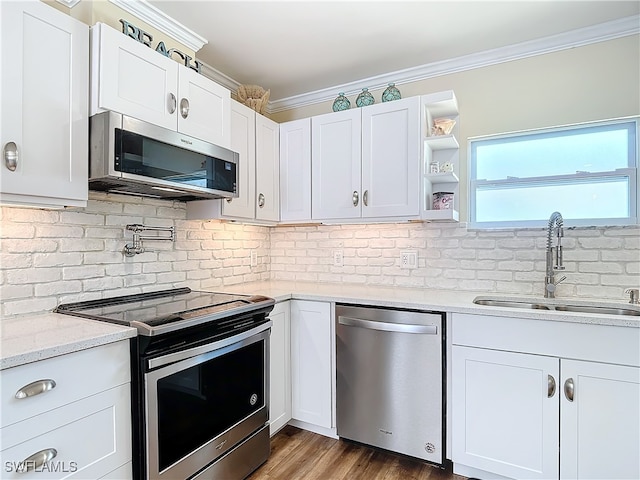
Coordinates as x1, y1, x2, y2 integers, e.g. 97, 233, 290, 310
422, 208, 460, 222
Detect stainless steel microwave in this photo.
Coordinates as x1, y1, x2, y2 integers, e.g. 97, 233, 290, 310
89, 111, 238, 201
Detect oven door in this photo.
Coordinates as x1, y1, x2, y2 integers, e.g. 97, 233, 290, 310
144, 324, 270, 480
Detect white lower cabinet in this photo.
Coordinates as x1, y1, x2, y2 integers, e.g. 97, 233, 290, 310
290, 300, 333, 430
452, 346, 560, 480
0, 341, 132, 479
560, 360, 640, 480
451, 313, 640, 480
269, 301, 292, 436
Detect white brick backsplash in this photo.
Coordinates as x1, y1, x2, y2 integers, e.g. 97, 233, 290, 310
6, 268, 61, 284
1, 200, 639, 317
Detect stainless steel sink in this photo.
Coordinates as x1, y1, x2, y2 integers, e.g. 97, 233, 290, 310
473, 299, 551, 310
472, 296, 640, 316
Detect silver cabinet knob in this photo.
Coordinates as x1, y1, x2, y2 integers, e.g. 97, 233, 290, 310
352, 191, 359, 207
4, 141, 18, 171
548, 374, 556, 398
363, 190, 369, 207
17, 448, 57, 473
15, 379, 56, 399
564, 377, 574, 402
258, 193, 265, 208
168, 93, 177, 114
180, 98, 190, 119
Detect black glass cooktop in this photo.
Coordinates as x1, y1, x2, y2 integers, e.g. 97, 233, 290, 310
55, 287, 274, 336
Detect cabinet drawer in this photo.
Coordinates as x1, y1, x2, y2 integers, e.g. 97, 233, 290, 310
0, 341, 130, 427
0, 383, 132, 479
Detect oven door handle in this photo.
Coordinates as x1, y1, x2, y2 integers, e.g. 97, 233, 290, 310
147, 320, 272, 370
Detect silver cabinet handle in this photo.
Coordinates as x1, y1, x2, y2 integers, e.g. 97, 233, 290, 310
258, 193, 265, 208
168, 93, 177, 114
338, 316, 437, 335
15, 379, 56, 399
180, 98, 190, 119
4, 141, 18, 171
17, 448, 57, 473
564, 378, 574, 402
352, 191, 359, 207
363, 190, 369, 206
548, 374, 556, 398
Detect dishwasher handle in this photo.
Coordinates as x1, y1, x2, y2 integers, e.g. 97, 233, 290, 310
338, 316, 438, 334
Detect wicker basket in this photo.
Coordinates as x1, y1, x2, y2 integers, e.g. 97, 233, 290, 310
237, 85, 270, 114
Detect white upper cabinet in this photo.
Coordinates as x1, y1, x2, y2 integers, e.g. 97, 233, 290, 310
188, 103, 279, 223
311, 97, 421, 222
255, 114, 280, 222
0, 0, 89, 208
311, 109, 362, 220
362, 98, 420, 218
220, 101, 257, 219
177, 67, 231, 148
279, 118, 311, 222
91, 22, 230, 147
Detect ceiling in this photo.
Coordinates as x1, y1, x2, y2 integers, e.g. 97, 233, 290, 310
145, 1, 639, 106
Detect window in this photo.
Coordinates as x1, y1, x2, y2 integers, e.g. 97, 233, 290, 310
469, 118, 638, 228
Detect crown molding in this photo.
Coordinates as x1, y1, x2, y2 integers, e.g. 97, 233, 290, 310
266, 15, 640, 114
199, 62, 241, 96
109, 0, 207, 52
56, 0, 81, 7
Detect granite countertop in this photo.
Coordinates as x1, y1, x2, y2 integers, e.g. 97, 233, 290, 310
0, 312, 137, 370
2, 281, 637, 370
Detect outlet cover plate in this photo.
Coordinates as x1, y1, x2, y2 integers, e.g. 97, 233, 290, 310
401, 251, 418, 269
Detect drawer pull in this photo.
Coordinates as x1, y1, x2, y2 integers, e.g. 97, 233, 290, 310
17, 448, 57, 473
15, 379, 56, 399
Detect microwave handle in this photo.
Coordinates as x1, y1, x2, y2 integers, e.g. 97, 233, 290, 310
167, 93, 177, 114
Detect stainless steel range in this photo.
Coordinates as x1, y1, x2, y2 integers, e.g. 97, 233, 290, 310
56, 287, 275, 480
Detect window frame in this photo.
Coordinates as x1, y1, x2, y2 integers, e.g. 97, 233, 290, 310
468, 117, 639, 229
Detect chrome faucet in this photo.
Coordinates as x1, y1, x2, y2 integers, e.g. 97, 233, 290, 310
544, 212, 566, 298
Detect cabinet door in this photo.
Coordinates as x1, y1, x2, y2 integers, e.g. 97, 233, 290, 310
290, 300, 332, 428
255, 114, 280, 222
0, 1, 88, 208
311, 109, 361, 220
93, 22, 178, 131
361, 97, 420, 218
279, 118, 311, 222
452, 346, 560, 480
177, 68, 231, 147
222, 102, 256, 219
560, 360, 640, 480
269, 301, 291, 436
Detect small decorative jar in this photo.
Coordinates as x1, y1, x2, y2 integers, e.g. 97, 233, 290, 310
381, 83, 401, 102
332, 92, 350, 112
355, 88, 375, 107
433, 192, 454, 210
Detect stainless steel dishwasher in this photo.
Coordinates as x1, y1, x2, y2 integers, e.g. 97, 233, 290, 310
336, 304, 444, 464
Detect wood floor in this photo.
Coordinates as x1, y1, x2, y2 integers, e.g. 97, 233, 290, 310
248, 426, 467, 480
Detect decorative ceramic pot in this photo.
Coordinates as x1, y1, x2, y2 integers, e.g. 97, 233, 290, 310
381, 83, 401, 102
332, 92, 351, 112
355, 88, 375, 107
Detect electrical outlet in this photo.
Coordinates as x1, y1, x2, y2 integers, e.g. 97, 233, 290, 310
250, 250, 258, 267
401, 251, 418, 269
333, 250, 344, 267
